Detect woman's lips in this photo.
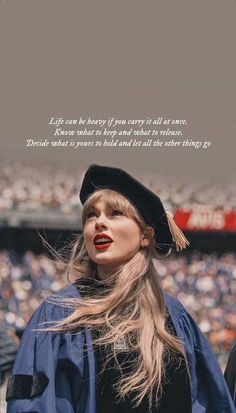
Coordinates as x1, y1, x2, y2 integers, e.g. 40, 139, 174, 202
95, 242, 112, 250
94, 234, 113, 250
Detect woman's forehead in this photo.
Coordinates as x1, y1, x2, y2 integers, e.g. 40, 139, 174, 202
89, 198, 111, 208
86, 192, 129, 209
83, 190, 141, 219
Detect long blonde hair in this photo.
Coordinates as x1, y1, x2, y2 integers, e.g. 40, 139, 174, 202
48, 189, 187, 408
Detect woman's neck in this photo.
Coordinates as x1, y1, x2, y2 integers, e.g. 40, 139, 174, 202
97, 265, 118, 281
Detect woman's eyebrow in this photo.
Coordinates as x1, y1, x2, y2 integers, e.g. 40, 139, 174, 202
87, 202, 121, 212
85, 206, 97, 215
87, 205, 96, 211
86, 204, 105, 213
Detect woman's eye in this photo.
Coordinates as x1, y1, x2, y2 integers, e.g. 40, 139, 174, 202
112, 210, 124, 216
87, 211, 96, 219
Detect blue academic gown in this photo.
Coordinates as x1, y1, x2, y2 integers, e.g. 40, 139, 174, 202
6, 283, 235, 413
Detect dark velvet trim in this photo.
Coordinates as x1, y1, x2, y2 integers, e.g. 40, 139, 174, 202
6, 372, 49, 401
30, 372, 49, 397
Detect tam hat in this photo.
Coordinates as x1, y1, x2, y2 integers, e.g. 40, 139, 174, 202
80, 164, 189, 255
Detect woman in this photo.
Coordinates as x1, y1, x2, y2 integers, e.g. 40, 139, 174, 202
6, 165, 235, 413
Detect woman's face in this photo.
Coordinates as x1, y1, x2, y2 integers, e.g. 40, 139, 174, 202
83, 196, 149, 279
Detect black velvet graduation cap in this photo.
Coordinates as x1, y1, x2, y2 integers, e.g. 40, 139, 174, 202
80, 165, 189, 255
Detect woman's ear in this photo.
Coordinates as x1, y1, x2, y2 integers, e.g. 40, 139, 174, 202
140, 227, 154, 248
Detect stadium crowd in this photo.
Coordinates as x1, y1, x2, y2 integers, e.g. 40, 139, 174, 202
0, 163, 81, 215
0, 162, 235, 382
0, 163, 235, 214
0, 249, 235, 363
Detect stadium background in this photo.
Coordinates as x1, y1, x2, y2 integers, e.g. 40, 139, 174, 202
1, 163, 235, 403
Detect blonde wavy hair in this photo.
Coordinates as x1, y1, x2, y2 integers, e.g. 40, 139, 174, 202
48, 189, 188, 408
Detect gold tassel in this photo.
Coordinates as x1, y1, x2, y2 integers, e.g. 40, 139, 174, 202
166, 211, 190, 251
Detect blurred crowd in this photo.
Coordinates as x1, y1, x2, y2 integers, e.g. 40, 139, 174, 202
0, 163, 81, 215
0, 163, 235, 214
156, 252, 236, 358
0, 250, 66, 333
1, 249, 235, 362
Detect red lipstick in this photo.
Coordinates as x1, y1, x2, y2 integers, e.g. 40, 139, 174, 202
94, 233, 113, 250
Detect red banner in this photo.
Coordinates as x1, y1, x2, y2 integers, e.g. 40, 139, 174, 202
174, 209, 236, 231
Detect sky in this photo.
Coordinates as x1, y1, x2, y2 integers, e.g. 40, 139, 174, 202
0, 0, 235, 182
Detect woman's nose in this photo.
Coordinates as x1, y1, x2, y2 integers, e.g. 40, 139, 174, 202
95, 214, 108, 230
